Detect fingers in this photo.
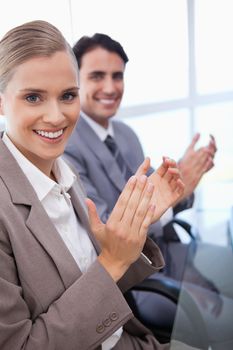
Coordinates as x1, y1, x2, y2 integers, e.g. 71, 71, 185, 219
207, 134, 217, 156
176, 178, 185, 195
196, 134, 217, 159
189, 132, 200, 149
204, 146, 215, 158
203, 135, 216, 173
121, 175, 148, 226
131, 181, 155, 232
156, 157, 183, 190
162, 158, 181, 183
135, 157, 151, 177
138, 204, 156, 238
163, 157, 177, 169
196, 147, 215, 174
156, 157, 177, 178
164, 166, 180, 183
85, 198, 104, 239
109, 175, 137, 223
203, 156, 214, 172
192, 147, 214, 174
155, 158, 168, 177
169, 174, 185, 197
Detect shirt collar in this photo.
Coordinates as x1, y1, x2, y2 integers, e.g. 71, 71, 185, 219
81, 111, 114, 141
2, 132, 76, 201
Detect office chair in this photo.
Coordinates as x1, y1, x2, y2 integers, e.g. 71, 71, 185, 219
129, 277, 179, 344
131, 277, 209, 349
163, 217, 200, 242
128, 217, 204, 345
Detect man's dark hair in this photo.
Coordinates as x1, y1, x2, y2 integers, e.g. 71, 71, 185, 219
73, 33, 129, 69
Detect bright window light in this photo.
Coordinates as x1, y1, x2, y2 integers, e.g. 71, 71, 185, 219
0, 0, 73, 43
195, 0, 233, 94
70, 0, 189, 106
123, 109, 191, 168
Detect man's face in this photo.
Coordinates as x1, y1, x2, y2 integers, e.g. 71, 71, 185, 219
79, 47, 125, 128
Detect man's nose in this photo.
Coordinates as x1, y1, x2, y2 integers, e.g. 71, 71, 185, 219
102, 77, 116, 94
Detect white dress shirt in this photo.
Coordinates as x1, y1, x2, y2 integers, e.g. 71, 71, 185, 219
2, 132, 122, 350
81, 111, 114, 141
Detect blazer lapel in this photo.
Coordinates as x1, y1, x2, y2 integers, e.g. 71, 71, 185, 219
78, 117, 126, 192
25, 203, 82, 289
68, 179, 101, 254
0, 137, 82, 289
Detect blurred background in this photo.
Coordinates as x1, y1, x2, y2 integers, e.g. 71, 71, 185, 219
0, 0, 232, 246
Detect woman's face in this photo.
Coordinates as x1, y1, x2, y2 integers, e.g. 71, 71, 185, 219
0, 51, 80, 175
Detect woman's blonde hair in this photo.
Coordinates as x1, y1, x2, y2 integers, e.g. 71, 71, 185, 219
0, 20, 77, 92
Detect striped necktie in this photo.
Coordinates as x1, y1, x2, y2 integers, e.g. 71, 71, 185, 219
104, 135, 131, 180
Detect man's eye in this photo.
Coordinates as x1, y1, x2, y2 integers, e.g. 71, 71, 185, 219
113, 73, 123, 81
26, 94, 40, 103
90, 74, 103, 81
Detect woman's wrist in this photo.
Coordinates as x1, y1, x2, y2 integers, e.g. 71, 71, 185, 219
97, 255, 129, 282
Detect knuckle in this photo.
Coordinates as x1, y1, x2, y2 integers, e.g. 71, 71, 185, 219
135, 208, 145, 219
106, 222, 115, 234
117, 195, 127, 208
117, 229, 125, 239
141, 221, 150, 230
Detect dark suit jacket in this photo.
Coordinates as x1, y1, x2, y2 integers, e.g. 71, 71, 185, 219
64, 116, 194, 242
0, 136, 168, 350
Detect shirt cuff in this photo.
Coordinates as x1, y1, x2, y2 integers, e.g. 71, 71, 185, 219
140, 252, 152, 265
159, 207, 173, 227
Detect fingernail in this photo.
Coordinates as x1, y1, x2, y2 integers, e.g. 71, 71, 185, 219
129, 176, 137, 183
140, 175, 147, 183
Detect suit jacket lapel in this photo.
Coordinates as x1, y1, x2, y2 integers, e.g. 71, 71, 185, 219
0, 136, 88, 289
78, 117, 126, 192
25, 202, 82, 289
69, 180, 101, 254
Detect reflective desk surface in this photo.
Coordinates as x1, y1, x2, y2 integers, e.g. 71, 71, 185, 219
169, 240, 233, 350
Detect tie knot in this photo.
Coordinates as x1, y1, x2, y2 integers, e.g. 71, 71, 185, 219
104, 135, 117, 155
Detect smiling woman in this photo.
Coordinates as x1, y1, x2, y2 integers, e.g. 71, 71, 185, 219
0, 19, 188, 350
0, 51, 80, 176
1, 23, 80, 168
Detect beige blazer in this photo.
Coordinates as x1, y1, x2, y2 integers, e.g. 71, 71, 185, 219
0, 136, 167, 350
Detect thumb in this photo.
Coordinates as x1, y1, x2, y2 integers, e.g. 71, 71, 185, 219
135, 157, 151, 177
85, 198, 104, 238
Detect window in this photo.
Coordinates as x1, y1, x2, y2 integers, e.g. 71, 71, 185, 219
0, 0, 232, 242
124, 109, 191, 168
70, 0, 188, 105
0, 0, 72, 43
195, 0, 233, 94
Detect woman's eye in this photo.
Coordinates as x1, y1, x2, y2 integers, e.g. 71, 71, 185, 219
26, 94, 40, 103
62, 92, 77, 101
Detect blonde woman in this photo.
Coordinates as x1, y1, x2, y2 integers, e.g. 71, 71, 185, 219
0, 20, 184, 350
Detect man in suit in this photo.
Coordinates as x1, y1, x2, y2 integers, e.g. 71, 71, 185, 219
63, 33, 217, 331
